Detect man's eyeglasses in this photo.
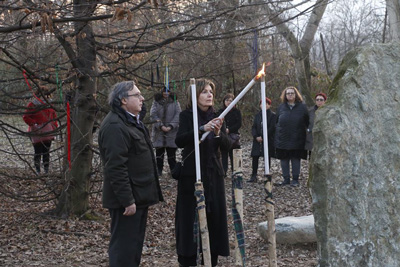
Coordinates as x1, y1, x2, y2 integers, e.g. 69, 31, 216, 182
127, 93, 143, 99
286, 92, 295, 95
316, 98, 325, 102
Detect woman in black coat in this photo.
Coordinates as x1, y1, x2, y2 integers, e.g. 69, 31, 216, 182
174, 79, 231, 267
249, 97, 276, 182
217, 93, 242, 175
275, 86, 309, 186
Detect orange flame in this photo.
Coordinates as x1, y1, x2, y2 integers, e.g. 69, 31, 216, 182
255, 63, 265, 80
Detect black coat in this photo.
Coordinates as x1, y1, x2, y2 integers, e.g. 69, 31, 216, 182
99, 106, 163, 209
174, 108, 230, 258
251, 109, 276, 157
275, 102, 309, 150
217, 107, 242, 134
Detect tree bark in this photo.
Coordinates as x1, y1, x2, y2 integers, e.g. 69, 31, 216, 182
386, 0, 400, 41
266, 0, 329, 105
55, 0, 98, 217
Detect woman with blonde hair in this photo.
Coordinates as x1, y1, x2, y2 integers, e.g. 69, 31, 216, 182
274, 86, 309, 186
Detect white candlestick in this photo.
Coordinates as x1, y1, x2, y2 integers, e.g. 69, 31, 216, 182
191, 78, 202, 182
261, 76, 270, 175
200, 78, 257, 142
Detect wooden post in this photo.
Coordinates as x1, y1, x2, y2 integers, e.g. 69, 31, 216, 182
265, 174, 277, 266
232, 149, 245, 266
194, 182, 212, 267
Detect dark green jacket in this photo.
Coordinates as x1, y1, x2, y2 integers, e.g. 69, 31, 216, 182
99, 106, 163, 209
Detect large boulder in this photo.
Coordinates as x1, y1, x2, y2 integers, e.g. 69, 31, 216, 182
310, 43, 400, 267
258, 215, 316, 244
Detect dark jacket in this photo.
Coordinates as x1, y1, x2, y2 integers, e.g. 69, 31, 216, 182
217, 107, 242, 134
305, 105, 317, 151
251, 109, 276, 158
99, 106, 163, 209
174, 108, 230, 258
275, 102, 309, 150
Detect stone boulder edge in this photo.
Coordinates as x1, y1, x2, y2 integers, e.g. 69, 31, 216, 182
310, 43, 400, 267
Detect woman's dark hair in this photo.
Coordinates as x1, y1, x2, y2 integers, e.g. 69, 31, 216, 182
222, 93, 234, 107
185, 79, 215, 109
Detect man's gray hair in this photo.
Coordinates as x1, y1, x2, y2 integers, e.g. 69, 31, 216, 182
108, 81, 136, 107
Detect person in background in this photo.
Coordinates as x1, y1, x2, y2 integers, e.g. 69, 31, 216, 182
305, 92, 327, 159
249, 97, 276, 183
98, 81, 163, 267
150, 87, 181, 175
23, 89, 58, 174
217, 93, 242, 175
274, 86, 309, 187
174, 79, 230, 267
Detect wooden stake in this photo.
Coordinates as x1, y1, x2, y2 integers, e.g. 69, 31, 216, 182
232, 149, 245, 266
195, 182, 212, 267
265, 175, 277, 266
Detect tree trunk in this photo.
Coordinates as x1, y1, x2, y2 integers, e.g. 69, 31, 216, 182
386, 0, 400, 41
55, 0, 98, 217
266, 0, 329, 105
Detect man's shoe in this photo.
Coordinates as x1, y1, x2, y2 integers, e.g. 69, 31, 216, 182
291, 180, 300, 187
275, 178, 290, 186
248, 175, 257, 183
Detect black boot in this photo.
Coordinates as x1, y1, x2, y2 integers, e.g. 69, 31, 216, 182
291, 175, 299, 187
248, 174, 257, 183
276, 176, 290, 186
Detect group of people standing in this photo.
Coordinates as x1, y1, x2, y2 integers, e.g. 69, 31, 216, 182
95, 79, 326, 267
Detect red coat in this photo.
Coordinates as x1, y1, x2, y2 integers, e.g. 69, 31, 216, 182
23, 100, 58, 144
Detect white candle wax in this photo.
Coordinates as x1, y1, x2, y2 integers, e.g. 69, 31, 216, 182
191, 78, 202, 182
260, 76, 270, 174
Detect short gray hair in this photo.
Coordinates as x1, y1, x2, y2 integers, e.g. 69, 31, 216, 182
108, 81, 136, 107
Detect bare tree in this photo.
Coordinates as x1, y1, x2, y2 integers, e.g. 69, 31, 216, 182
265, 0, 329, 104
386, 0, 400, 40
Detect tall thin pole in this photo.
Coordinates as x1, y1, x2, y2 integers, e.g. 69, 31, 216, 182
190, 78, 212, 267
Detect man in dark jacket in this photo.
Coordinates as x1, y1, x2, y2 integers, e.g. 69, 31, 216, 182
98, 81, 163, 267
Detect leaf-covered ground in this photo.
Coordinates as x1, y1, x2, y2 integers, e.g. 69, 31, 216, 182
0, 140, 317, 266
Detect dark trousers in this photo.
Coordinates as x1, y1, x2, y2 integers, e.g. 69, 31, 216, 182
280, 157, 301, 179
33, 141, 52, 173
251, 156, 272, 176
221, 149, 233, 174
108, 207, 148, 267
155, 147, 177, 172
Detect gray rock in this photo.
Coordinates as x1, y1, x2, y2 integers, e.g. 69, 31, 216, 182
258, 215, 316, 244
310, 43, 400, 267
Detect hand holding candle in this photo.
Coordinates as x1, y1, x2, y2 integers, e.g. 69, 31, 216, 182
200, 63, 269, 142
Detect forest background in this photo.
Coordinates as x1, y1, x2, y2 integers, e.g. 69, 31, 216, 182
0, 0, 398, 265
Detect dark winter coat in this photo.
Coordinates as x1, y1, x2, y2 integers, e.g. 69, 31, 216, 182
150, 94, 181, 148
174, 108, 230, 258
250, 109, 276, 158
305, 105, 318, 151
275, 102, 309, 150
217, 107, 242, 134
99, 106, 163, 209
23, 99, 58, 144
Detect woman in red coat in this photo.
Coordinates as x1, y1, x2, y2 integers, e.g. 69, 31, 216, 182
23, 94, 58, 174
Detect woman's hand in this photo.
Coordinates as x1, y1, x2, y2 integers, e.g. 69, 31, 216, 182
205, 118, 223, 136
256, 136, 263, 143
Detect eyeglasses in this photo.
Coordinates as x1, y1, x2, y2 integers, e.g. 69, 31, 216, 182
127, 93, 143, 99
286, 92, 295, 95
316, 98, 325, 102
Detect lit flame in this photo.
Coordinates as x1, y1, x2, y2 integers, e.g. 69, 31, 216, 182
256, 63, 266, 80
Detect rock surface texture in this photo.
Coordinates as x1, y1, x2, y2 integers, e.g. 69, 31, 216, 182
258, 215, 316, 244
310, 43, 400, 267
